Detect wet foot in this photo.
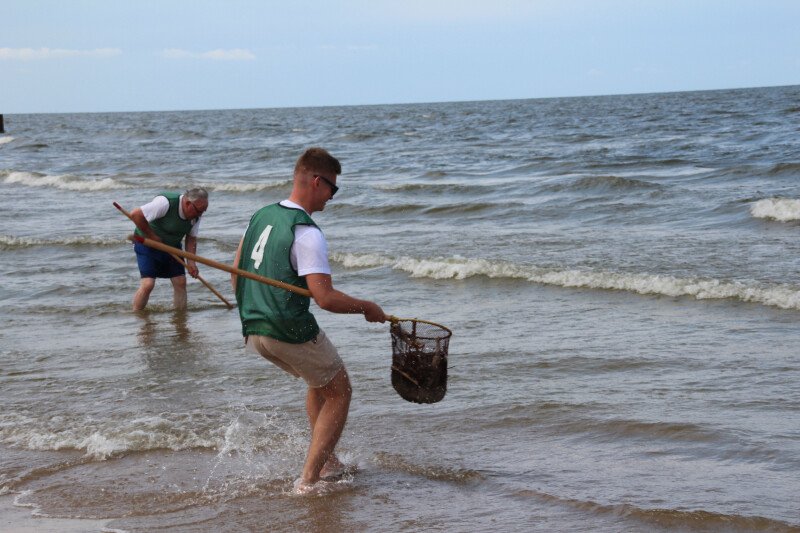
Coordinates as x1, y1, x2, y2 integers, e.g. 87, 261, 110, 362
292, 477, 348, 496
319, 456, 346, 479
292, 478, 317, 495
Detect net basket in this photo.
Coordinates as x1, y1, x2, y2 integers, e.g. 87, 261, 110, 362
390, 318, 452, 404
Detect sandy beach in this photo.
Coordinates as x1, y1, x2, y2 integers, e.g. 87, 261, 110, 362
0, 494, 111, 533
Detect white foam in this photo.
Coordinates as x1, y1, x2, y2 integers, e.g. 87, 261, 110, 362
2, 170, 131, 191
0, 136, 15, 145
80, 433, 128, 460
0, 414, 219, 460
333, 252, 800, 311
207, 179, 291, 193
203, 408, 308, 494
291, 476, 352, 496
750, 198, 800, 222
0, 234, 124, 248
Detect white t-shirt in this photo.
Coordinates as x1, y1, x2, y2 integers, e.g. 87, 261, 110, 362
140, 195, 201, 237
279, 200, 331, 276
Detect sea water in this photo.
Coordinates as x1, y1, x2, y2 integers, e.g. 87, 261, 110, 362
1, 85, 799, 532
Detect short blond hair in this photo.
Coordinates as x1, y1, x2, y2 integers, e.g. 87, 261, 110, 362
294, 147, 341, 177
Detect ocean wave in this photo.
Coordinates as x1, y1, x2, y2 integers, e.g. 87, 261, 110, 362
1, 170, 132, 191
0, 414, 219, 460
563, 417, 718, 443
10, 300, 223, 317
567, 175, 660, 191
329, 200, 522, 216
0, 234, 125, 250
206, 179, 292, 193
423, 201, 520, 215
332, 252, 800, 310
0, 136, 14, 145
768, 162, 800, 176
750, 198, 800, 222
0, 409, 305, 462
515, 488, 799, 532
373, 452, 483, 484
374, 181, 487, 193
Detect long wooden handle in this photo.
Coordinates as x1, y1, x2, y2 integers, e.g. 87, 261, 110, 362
114, 201, 234, 309
129, 234, 312, 297
191, 268, 235, 309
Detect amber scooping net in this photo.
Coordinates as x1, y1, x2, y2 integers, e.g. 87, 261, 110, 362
390, 318, 452, 404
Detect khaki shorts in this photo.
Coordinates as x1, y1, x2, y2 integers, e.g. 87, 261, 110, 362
246, 330, 344, 388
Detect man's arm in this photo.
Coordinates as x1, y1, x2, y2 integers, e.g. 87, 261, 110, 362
184, 235, 199, 278
231, 237, 243, 292
130, 208, 161, 242
306, 273, 385, 323
130, 196, 169, 242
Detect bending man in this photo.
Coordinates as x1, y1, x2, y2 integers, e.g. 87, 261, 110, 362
130, 187, 208, 310
232, 148, 385, 491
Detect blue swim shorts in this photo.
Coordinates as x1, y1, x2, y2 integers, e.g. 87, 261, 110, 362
134, 241, 185, 279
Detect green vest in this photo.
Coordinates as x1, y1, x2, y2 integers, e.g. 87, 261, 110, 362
135, 192, 196, 248
236, 203, 320, 343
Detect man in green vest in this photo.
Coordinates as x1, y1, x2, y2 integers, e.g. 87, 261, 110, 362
129, 187, 208, 311
233, 148, 385, 493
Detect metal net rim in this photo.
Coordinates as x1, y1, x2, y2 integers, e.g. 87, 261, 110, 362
390, 317, 452, 341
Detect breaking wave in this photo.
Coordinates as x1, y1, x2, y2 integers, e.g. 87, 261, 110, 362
0, 408, 306, 463
206, 179, 292, 193
0, 414, 219, 460
332, 252, 800, 310
1, 170, 131, 191
0, 234, 124, 250
750, 197, 800, 222
0, 170, 290, 194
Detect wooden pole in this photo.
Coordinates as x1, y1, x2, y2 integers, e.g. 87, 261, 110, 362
114, 202, 235, 309
0, 114, 4, 134
128, 234, 312, 297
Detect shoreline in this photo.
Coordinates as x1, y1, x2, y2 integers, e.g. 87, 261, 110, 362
0, 494, 113, 533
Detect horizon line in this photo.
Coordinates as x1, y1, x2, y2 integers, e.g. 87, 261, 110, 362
4, 82, 798, 117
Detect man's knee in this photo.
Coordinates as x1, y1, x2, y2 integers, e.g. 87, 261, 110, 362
139, 278, 156, 292
321, 368, 351, 400
171, 275, 187, 289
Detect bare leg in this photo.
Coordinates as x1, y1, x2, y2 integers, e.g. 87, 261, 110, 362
306, 383, 346, 478
301, 367, 351, 485
133, 277, 156, 311
170, 275, 187, 310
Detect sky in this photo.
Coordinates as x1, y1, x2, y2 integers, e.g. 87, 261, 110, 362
2, 0, 799, 113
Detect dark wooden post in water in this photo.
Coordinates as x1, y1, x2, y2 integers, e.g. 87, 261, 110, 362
0, 115, 4, 134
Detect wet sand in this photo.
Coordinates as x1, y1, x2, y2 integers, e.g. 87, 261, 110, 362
0, 495, 111, 533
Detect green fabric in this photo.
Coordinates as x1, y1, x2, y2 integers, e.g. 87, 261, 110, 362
134, 192, 195, 248
236, 203, 320, 343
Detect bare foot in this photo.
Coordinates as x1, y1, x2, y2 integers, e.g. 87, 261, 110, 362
292, 477, 345, 496
293, 478, 316, 495
319, 455, 346, 479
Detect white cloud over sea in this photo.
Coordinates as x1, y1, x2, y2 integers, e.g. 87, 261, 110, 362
160, 48, 256, 61
0, 47, 122, 60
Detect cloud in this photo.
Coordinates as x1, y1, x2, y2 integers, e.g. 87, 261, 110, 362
0, 47, 122, 60
161, 48, 256, 61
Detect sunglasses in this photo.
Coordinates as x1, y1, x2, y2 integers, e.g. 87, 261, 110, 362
188, 200, 206, 215
314, 175, 339, 198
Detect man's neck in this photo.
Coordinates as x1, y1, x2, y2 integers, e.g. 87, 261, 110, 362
287, 194, 314, 214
